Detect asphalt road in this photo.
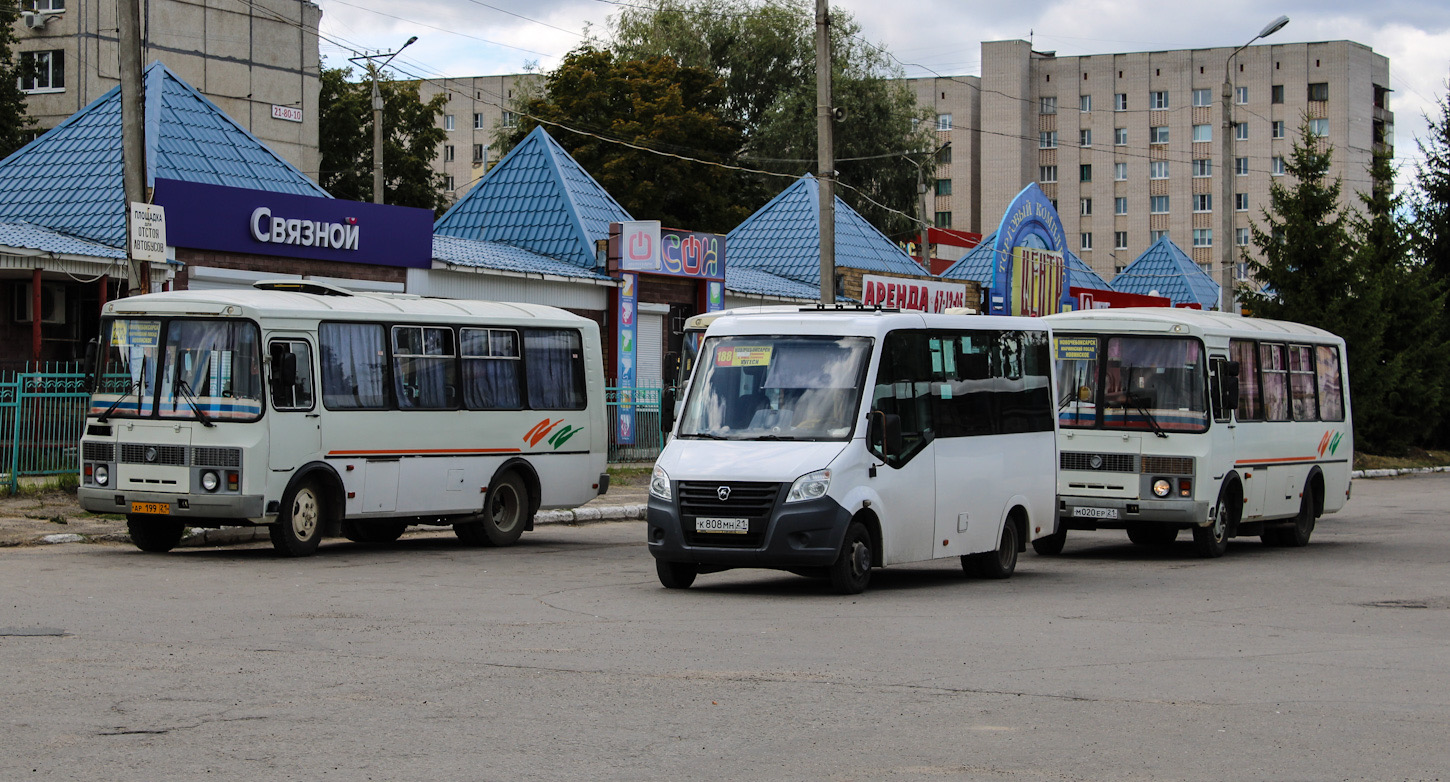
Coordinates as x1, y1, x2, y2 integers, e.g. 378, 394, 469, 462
2, 474, 1447, 781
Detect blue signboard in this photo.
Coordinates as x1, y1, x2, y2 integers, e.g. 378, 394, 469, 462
616, 272, 638, 444
154, 178, 435, 268
989, 184, 1070, 316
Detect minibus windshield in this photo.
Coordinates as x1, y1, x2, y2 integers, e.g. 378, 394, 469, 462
1056, 335, 1208, 433
677, 335, 872, 441
91, 318, 264, 422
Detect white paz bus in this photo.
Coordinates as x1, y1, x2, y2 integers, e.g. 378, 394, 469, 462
78, 281, 608, 556
648, 308, 1059, 594
1044, 308, 1352, 557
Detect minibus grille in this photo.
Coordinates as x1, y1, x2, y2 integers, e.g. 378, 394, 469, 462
1061, 452, 1136, 472
678, 481, 779, 548
1141, 456, 1194, 475
82, 442, 114, 462
120, 444, 188, 466
192, 446, 241, 468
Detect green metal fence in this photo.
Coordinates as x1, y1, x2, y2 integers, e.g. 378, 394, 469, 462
1, 365, 91, 493
606, 384, 664, 463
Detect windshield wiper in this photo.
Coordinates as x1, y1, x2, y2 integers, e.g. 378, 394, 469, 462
753, 434, 802, 441
1127, 392, 1168, 439
682, 431, 728, 440
174, 378, 216, 428
97, 379, 143, 423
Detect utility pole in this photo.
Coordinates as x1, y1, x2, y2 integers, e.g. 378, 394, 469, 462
918, 168, 930, 272
350, 37, 417, 205
815, 0, 834, 306
118, 0, 147, 296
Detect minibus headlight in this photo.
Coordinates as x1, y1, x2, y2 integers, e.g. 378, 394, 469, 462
649, 465, 672, 501
786, 469, 832, 503
94, 465, 109, 486
201, 471, 220, 492
1152, 478, 1172, 498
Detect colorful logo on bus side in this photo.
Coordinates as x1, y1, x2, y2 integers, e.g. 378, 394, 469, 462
525, 418, 582, 450
1318, 430, 1344, 457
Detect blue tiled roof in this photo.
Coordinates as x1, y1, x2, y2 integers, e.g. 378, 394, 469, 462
1067, 251, 1113, 291
432, 234, 612, 281
434, 126, 631, 269
1110, 235, 1221, 308
725, 174, 929, 287
937, 230, 1110, 291
0, 62, 327, 250
726, 266, 845, 301
0, 221, 128, 259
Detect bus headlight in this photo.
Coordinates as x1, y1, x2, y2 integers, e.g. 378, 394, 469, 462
201, 471, 220, 492
1152, 478, 1172, 498
649, 465, 672, 501
786, 469, 831, 503
94, 465, 109, 486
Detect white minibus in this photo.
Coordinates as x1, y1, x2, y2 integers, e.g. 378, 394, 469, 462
1044, 308, 1353, 557
78, 281, 608, 556
648, 309, 1059, 593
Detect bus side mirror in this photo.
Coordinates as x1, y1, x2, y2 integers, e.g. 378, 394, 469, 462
1221, 360, 1241, 413
868, 411, 902, 457
661, 386, 676, 434
82, 339, 98, 393
274, 350, 297, 389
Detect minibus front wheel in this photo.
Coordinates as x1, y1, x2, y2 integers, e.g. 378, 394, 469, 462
829, 522, 873, 594
656, 560, 698, 589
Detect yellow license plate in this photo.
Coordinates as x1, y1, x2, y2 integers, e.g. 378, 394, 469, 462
130, 502, 170, 515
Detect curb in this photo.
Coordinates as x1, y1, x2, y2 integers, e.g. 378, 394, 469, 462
1351, 466, 1450, 479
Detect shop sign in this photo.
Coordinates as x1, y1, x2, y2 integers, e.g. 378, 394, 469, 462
617, 221, 725, 280
616, 272, 638, 444
989, 184, 1069, 316
860, 274, 969, 313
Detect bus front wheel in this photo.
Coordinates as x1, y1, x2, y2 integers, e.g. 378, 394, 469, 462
271, 481, 326, 557
455, 472, 529, 547
1032, 527, 1067, 555
127, 516, 185, 553
1193, 488, 1232, 558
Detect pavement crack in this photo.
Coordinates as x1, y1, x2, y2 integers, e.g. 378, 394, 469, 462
98, 714, 268, 737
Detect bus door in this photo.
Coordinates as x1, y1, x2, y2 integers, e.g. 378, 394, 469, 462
267, 337, 322, 472
869, 331, 937, 564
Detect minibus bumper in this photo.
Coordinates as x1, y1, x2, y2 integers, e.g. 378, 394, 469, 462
646, 494, 853, 569
79, 487, 266, 521
1058, 496, 1210, 529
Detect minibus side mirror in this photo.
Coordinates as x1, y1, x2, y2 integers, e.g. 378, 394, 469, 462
660, 386, 676, 435
868, 411, 902, 457
82, 338, 98, 393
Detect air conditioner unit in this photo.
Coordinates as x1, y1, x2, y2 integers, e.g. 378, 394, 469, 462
14, 283, 66, 325
21, 11, 55, 30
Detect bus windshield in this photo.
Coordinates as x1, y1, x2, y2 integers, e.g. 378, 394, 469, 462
678, 335, 872, 441
1057, 335, 1208, 433
91, 318, 264, 422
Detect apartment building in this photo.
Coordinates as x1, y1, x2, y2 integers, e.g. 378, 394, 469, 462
10, 0, 321, 180
416, 73, 540, 202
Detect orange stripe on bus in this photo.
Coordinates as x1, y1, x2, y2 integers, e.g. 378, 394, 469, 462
1235, 456, 1318, 465
327, 448, 523, 456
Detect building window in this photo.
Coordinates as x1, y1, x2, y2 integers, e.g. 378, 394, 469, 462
445, 175, 455, 191
1151, 91, 1169, 109
1192, 124, 1212, 143
1272, 120, 1285, 139
1235, 157, 1249, 176
1150, 160, 1169, 179
1271, 85, 1285, 104
1114, 127, 1127, 145
1115, 231, 1128, 250
1198, 262, 1213, 275
1114, 93, 1127, 111
1234, 122, 1248, 141
1081, 233, 1093, 251
1080, 164, 1092, 183
1151, 229, 1168, 242
1080, 129, 1092, 147
444, 145, 455, 162
1040, 97, 1057, 115
937, 113, 953, 130
1080, 198, 1092, 216
1040, 130, 1057, 149
444, 114, 455, 131
935, 179, 952, 196
1150, 126, 1169, 144
1080, 95, 1092, 112
937, 145, 952, 165
1192, 159, 1212, 177
1115, 196, 1128, 215
502, 111, 518, 129
1308, 82, 1329, 102
1236, 227, 1251, 246
1150, 195, 1170, 214
1236, 192, 1248, 211
24, 0, 67, 9
1114, 162, 1127, 181
473, 144, 486, 162
935, 211, 952, 228
1192, 88, 1212, 107
1193, 194, 1212, 212
1272, 156, 1286, 175
17, 50, 64, 93
473, 113, 485, 129
1310, 118, 1329, 137
1193, 228, 1213, 247
1237, 261, 1248, 280
1236, 86, 1248, 104
1039, 166, 1058, 183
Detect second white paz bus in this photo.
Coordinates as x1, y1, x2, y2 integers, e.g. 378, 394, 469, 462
77, 281, 608, 557
648, 308, 1059, 594
1044, 308, 1353, 557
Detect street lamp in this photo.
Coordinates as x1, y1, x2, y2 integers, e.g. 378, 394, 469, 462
351, 36, 418, 205
1221, 15, 1288, 313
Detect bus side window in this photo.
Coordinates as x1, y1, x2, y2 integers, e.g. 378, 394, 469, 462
1316, 345, 1345, 421
1230, 339, 1261, 420
1260, 343, 1290, 421
269, 340, 314, 411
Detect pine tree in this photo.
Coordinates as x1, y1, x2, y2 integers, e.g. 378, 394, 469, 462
1411, 88, 1450, 448
0, 6, 37, 158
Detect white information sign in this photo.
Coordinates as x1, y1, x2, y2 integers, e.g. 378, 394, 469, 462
271, 105, 304, 123
129, 202, 167, 263
619, 220, 662, 271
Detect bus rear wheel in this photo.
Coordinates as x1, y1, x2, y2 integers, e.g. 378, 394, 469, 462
341, 520, 407, 544
1127, 524, 1178, 546
455, 472, 530, 547
271, 481, 326, 557
1032, 527, 1067, 555
127, 516, 185, 553
1264, 493, 1315, 548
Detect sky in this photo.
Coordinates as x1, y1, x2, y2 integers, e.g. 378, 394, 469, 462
315, 0, 1450, 189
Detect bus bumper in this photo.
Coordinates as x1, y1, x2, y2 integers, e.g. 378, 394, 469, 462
1058, 496, 1210, 529
79, 487, 266, 521
646, 494, 853, 569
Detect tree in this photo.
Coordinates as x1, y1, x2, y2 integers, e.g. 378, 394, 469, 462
1411, 87, 1450, 447
0, 5, 36, 158
503, 47, 751, 233
318, 65, 449, 212
605, 0, 935, 237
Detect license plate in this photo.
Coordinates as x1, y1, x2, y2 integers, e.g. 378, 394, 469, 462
695, 517, 749, 534
130, 502, 170, 515
1072, 506, 1118, 520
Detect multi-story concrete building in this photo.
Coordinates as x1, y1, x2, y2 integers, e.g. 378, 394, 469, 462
415, 74, 539, 202
10, 0, 321, 180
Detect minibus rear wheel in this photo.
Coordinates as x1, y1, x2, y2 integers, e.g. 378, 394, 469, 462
965, 518, 1019, 579
127, 516, 185, 553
